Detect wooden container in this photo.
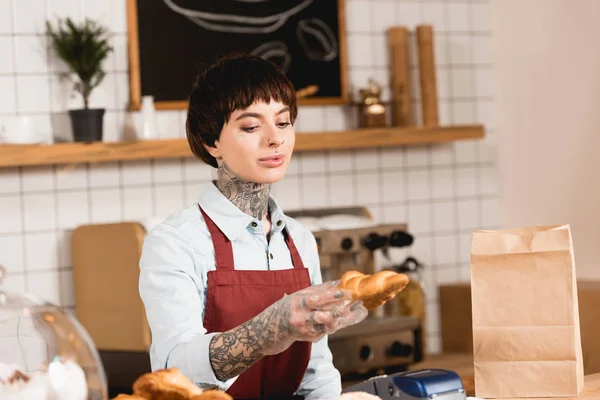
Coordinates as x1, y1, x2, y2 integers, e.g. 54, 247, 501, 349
388, 26, 412, 127
416, 25, 439, 126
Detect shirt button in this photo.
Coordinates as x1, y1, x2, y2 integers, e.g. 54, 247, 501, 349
251, 222, 258, 227
270, 253, 274, 260
277, 220, 283, 226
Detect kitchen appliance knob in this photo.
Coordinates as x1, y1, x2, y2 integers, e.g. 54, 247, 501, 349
388, 230, 414, 248
341, 237, 353, 251
359, 345, 373, 361
361, 232, 388, 251
387, 341, 413, 357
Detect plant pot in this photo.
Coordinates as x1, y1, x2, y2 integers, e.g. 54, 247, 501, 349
69, 108, 105, 142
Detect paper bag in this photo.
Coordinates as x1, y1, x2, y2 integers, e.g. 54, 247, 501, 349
470, 224, 584, 398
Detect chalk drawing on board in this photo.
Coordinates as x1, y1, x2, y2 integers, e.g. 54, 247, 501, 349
163, 0, 313, 34
296, 18, 338, 62
250, 41, 292, 73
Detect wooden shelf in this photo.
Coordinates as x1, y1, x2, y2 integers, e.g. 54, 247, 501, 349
0, 124, 484, 168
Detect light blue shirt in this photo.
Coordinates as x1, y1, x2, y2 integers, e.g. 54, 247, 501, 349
138, 181, 342, 400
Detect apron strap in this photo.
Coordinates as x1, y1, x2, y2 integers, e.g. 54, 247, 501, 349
199, 205, 306, 271
199, 205, 235, 271
282, 228, 306, 270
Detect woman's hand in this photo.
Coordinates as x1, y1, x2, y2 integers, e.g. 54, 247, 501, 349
258, 280, 368, 356
209, 281, 367, 381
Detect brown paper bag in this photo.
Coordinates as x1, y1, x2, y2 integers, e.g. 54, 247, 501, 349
470, 224, 584, 398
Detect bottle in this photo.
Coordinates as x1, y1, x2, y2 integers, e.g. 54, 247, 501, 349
140, 96, 158, 140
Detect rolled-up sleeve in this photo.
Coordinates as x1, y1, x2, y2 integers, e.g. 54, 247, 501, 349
138, 223, 238, 391
295, 230, 342, 400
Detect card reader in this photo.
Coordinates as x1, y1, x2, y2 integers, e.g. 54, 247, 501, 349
342, 369, 467, 400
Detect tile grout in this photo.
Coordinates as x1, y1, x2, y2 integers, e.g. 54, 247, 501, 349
0, 0, 496, 352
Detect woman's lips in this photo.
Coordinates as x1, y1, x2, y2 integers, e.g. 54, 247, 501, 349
258, 154, 286, 167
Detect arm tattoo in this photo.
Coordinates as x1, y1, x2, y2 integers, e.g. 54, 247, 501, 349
208, 301, 297, 381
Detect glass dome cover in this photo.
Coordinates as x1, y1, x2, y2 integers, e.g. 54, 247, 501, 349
0, 266, 108, 400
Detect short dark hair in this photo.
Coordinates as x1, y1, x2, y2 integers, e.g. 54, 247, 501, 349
185, 53, 298, 168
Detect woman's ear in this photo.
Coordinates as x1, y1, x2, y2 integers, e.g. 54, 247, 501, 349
204, 141, 221, 159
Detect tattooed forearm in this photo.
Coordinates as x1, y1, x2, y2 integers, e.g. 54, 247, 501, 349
214, 162, 270, 220
209, 303, 296, 381
208, 284, 369, 382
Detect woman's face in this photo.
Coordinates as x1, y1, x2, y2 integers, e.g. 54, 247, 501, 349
206, 99, 296, 184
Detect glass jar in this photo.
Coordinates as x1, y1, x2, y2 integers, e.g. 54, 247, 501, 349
0, 266, 108, 399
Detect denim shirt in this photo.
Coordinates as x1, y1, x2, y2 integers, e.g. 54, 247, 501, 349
138, 182, 342, 400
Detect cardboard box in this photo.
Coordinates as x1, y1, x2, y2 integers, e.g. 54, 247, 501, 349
439, 280, 600, 374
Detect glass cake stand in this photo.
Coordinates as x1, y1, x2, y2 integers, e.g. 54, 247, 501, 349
0, 265, 108, 399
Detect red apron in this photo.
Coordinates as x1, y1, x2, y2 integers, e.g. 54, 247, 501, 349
200, 206, 312, 400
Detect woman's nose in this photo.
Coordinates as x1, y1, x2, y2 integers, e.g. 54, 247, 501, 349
265, 126, 284, 147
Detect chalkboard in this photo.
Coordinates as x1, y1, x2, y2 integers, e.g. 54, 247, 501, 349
126, 0, 348, 110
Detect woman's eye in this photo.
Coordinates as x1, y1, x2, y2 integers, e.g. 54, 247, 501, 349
277, 122, 291, 128
241, 126, 259, 133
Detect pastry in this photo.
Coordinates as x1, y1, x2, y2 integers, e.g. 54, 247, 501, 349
338, 270, 409, 310
6, 370, 29, 384
112, 395, 146, 400
0, 360, 88, 400
133, 368, 203, 400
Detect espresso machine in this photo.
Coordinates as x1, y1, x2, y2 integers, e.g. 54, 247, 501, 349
286, 207, 424, 384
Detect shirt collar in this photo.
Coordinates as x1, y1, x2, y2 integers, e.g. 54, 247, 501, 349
268, 196, 287, 234
198, 181, 288, 241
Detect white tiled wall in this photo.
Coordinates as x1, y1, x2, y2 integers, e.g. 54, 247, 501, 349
0, 0, 497, 355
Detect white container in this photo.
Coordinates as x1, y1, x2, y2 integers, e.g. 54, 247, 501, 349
140, 96, 158, 140
0, 116, 40, 144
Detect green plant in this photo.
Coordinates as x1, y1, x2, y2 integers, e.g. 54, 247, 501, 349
46, 17, 113, 109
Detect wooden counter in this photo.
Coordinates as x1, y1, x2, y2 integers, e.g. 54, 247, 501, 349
410, 353, 600, 399
504, 373, 600, 400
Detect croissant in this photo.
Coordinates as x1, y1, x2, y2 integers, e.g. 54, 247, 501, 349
338, 270, 409, 310
132, 367, 203, 400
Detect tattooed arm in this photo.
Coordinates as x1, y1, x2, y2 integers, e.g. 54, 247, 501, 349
209, 283, 367, 382
208, 305, 277, 380
139, 180, 367, 389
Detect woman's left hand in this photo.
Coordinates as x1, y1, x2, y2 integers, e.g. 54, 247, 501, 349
258, 280, 369, 356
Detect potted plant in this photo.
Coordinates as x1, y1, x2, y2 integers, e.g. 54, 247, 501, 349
46, 17, 113, 142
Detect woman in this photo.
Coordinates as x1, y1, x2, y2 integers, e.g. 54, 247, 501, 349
138, 54, 368, 400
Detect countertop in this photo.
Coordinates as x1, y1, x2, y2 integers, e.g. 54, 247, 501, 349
409, 353, 600, 399
501, 373, 599, 400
